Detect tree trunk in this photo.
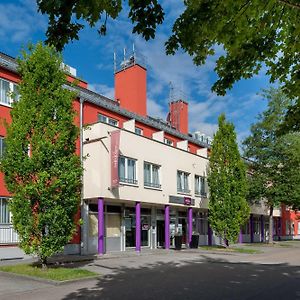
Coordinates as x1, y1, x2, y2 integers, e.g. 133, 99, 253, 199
41, 257, 48, 270
269, 205, 274, 244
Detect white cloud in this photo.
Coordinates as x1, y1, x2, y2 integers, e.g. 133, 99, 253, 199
89, 83, 115, 99
0, 0, 46, 43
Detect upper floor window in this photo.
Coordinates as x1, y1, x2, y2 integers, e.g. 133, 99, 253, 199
135, 127, 143, 136
0, 78, 19, 106
164, 138, 173, 146
0, 137, 6, 158
119, 156, 137, 185
195, 175, 207, 197
177, 170, 190, 194
144, 162, 161, 189
0, 197, 10, 224
98, 113, 118, 127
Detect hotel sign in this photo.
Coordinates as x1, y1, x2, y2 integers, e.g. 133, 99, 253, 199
169, 195, 195, 206
111, 130, 120, 188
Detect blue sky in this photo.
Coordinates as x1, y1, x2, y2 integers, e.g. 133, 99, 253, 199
0, 0, 273, 142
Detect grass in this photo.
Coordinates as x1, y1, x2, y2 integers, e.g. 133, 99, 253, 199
0, 264, 98, 282
200, 245, 262, 254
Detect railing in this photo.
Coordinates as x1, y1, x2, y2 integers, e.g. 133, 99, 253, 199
144, 182, 161, 189
0, 225, 19, 244
177, 188, 191, 194
119, 177, 138, 185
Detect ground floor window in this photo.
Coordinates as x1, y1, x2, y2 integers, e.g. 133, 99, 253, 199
0, 197, 10, 224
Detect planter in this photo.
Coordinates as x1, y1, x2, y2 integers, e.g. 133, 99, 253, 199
190, 235, 199, 248
174, 235, 182, 250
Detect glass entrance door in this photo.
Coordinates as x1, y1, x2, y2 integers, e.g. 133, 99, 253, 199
178, 218, 187, 245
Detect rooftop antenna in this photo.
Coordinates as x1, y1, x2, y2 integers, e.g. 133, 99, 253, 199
113, 51, 116, 73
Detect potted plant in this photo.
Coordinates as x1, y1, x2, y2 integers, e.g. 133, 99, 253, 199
190, 231, 200, 248
174, 233, 183, 250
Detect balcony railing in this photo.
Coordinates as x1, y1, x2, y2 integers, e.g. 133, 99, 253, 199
0, 225, 19, 244
119, 177, 138, 185
144, 181, 161, 189
177, 188, 191, 194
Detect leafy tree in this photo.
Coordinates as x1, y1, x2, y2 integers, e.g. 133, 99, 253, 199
208, 114, 249, 246
0, 43, 82, 267
243, 88, 296, 243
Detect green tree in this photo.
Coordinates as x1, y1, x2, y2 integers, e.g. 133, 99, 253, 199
208, 114, 249, 246
0, 43, 82, 267
243, 88, 295, 243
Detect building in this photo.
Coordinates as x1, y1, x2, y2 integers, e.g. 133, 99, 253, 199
0, 50, 298, 254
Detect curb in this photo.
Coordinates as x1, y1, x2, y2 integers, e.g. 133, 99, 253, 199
0, 270, 101, 286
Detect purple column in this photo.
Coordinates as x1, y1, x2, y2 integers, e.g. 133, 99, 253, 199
208, 222, 212, 246
188, 207, 193, 246
238, 228, 243, 243
135, 202, 141, 252
165, 205, 170, 249
260, 215, 264, 243
250, 214, 254, 243
98, 197, 104, 255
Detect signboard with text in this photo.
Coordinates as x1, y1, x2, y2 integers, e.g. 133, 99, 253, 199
111, 130, 120, 188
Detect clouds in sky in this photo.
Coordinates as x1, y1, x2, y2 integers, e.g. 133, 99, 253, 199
0, 0, 271, 143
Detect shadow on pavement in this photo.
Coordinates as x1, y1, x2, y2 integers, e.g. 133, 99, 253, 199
61, 255, 300, 300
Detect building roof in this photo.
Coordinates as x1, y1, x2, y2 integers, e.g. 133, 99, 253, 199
0, 51, 210, 149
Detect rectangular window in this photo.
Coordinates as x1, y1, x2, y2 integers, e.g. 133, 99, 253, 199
135, 127, 143, 135
164, 138, 173, 146
0, 79, 19, 106
98, 113, 118, 127
177, 170, 190, 194
119, 156, 137, 184
0, 198, 10, 224
195, 175, 207, 196
144, 162, 161, 189
0, 137, 6, 158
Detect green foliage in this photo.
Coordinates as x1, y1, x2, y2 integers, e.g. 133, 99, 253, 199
37, 0, 164, 51
243, 88, 295, 209
208, 114, 249, 244
0, 43, 82, 264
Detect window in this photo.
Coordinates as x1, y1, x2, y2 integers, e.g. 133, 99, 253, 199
0, 137, 6, 158
119, 156, 137, 184
195, 175, 207, 196
135, 127, 143, 135
144, 162, 161, 189
0, 79, 19, 105
0, 198, 10, 224
177, 170, 190, 194
164, 138, 173, 146
98, 113, 118, 127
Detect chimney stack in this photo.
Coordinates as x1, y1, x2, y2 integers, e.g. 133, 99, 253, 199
167, 100, 189, 135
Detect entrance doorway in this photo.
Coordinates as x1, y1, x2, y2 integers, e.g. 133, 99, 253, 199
178, 218, 187, 245
157, 220, 165, 248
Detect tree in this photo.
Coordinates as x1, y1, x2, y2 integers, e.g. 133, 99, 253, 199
208, 114, 249, 246
37, 1, 299, 99
0, 43, 82, 267
242, 88, 296, 243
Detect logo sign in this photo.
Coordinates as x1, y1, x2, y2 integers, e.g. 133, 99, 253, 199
184, 197, 192, 206
111, 130, 120, 188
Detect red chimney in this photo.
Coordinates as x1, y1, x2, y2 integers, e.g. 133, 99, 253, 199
167, 100, 189, 134
114, 62, 147, 116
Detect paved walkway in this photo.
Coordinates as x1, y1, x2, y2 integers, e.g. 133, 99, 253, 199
0, 242, 299, 300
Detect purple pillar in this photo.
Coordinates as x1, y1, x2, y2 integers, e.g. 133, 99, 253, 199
260, 215, 264, 243
238, 228, 243, 243
250, 214, 254, 243
165, 205, 170, 249
208, 222, 212, 246
188, 207, 193, 246
135, 202, 141, 252
98, 197, 104, 255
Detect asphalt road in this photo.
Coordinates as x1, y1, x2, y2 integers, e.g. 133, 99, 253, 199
1, 253, 300, 300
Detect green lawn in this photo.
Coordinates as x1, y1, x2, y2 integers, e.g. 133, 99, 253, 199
200, 245, 262, 254
0, 264, 98, 282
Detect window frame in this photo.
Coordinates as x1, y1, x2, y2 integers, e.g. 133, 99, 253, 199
0, 137, 6, 158
98, 113, 119, 127
164, 138, 173, 146
135, 127, 143, 136
144, 161, 161, 189
195, 175, 207, 197
0, 197, 10, 224
177, 170, 191, 194
0, 78, 19, 106
119, 155, 138, 185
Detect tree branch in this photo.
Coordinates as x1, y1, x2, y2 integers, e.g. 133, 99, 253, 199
278, 0, 300, 10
